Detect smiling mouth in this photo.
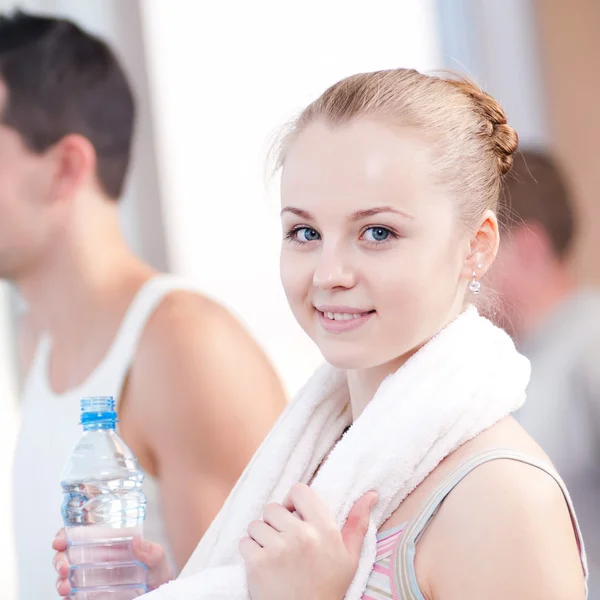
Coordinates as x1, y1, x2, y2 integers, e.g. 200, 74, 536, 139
317, 310, 375, 321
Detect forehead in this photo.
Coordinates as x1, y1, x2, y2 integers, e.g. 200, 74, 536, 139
280, 119, 442, 216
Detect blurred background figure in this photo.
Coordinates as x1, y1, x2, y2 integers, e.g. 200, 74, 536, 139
490, 149, 600, 593
0, 10, 286, 600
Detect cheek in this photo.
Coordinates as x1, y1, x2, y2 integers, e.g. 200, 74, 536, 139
280, 250, 313, 315
0, 195, 26, 236
377, 237, 458, 298
0, 164, 38, 218
374, 263, 446, 317
371, 238, 462, 334
0, 158, 51, 244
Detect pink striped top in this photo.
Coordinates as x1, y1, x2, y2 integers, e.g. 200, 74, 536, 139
361, 523, 406, 600
360, 450, 587, 599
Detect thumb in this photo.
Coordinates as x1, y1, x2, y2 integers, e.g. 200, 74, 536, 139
132, 537, 173, 590
341, 492, 378, 561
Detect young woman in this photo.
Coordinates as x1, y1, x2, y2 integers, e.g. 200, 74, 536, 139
54, 69, 587, 599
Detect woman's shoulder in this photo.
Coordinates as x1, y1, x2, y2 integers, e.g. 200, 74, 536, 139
450, 413, 551, 465
410, 418, 586, 599
381, 416, 548, 531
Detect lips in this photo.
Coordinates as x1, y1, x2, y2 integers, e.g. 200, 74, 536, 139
314, 306, 375, 333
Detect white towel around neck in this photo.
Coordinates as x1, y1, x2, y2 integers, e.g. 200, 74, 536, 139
144, 307, 530, 599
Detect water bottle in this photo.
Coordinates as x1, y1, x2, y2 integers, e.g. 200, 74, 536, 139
61, 396, 148, 599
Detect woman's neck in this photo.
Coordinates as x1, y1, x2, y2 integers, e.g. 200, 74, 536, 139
347, 305, 467, 420
347, 351, 416, 420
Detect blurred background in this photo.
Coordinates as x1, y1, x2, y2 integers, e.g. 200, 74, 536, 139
0, 1, 598, 597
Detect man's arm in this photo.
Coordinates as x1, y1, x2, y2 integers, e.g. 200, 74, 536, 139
123, 292, 287, 569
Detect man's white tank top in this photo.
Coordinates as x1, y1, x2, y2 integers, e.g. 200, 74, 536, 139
13, 275, 194, 600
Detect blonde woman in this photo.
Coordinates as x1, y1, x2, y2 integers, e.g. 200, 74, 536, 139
54, 69, 587, 600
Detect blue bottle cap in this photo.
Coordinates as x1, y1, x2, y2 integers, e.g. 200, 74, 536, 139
80, 396, 118, 429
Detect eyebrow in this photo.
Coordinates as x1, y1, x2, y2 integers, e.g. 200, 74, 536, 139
350, 206, 414, 220
280, 207, 314, 220
280, 206, 414, 220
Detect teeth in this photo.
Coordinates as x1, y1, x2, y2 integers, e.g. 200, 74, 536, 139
323, 311, 367, 321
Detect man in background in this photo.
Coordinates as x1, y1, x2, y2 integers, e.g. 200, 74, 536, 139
491, 148, 600, 596
0, 11, 286, 599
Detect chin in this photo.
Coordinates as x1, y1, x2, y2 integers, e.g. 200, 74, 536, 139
318, 342, 384, 371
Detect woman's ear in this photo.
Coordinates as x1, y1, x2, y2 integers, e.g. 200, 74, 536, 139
461, 209, 500, 282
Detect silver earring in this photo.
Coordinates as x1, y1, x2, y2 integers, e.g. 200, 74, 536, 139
469, 270, 481, 294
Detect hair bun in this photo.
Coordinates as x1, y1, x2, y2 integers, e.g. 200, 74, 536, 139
447, 78, 519, 176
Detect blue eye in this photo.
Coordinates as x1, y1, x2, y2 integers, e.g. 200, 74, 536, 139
293, 227, 321, 242
363, 227, 391, 242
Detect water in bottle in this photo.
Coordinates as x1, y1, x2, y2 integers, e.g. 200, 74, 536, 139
61, 396, 148, 599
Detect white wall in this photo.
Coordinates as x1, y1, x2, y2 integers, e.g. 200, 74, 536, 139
0, 283, 18, 600
437, 0, 549, 147
139, 0, 443, 395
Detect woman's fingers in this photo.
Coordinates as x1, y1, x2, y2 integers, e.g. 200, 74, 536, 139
53, 551, 70, 578
52, 529, 67, 552
283, 483, 331, 527
56, 575, 71, 598
262, 502, 302, 533
247, 519, 282, 548
131, 537, 174, 590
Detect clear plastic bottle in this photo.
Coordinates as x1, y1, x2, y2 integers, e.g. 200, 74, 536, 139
61, 396, 148, 599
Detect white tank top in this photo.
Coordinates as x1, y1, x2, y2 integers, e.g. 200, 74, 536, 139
13, 275, 195, 600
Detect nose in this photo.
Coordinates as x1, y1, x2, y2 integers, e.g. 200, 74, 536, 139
312, 244, 356, 290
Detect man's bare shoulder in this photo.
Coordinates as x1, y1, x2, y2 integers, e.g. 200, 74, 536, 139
127, 288, 285, 444
143, 290, 254, 350
122, 290, 285, 566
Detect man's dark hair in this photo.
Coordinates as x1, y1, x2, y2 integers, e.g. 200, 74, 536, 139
501, 149, 575, 259
0, 10, 135, 199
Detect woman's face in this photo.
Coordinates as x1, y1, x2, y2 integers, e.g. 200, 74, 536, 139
280, 119, 479, 371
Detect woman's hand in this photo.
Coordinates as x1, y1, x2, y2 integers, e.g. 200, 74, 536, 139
52, 529, 174, 597
240, 484, 377, 600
